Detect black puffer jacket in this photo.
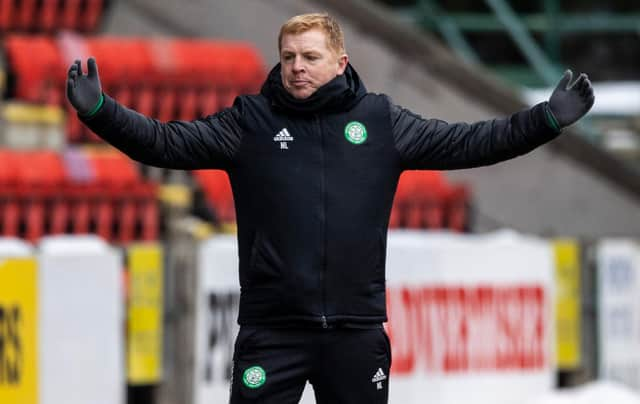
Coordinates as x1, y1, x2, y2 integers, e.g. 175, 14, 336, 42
80, 63, 560, 327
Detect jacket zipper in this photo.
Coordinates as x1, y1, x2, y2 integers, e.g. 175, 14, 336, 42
316, 114, 328, 329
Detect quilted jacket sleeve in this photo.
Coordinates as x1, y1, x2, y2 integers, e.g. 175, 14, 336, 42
390, 98, 561, 170
79, 94, 245, 170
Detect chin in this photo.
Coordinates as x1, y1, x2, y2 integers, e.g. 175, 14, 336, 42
291, 90, 314, 100
284, 83, 316, 100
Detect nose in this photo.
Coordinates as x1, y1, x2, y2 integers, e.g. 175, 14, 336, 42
292, 56, 305, 73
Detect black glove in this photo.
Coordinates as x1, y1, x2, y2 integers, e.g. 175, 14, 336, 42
66, 58, 103, 117
548, 69, 595, 128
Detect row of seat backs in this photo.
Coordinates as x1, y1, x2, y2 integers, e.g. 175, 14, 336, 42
0, 147, 149, 190
0, 147, 158, 243
4, 35, 265, 103
390, 171, 470, 231
0, 192, 158, 243
4, 35, 265, 142
0, 0, 108, 33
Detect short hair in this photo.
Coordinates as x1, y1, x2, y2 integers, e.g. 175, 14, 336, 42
278, 13, 345, 55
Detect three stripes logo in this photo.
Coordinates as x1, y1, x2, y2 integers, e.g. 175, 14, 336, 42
371, 368, 387, 390
273, 128, 294, 150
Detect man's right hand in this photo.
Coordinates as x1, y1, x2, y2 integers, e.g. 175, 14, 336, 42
66, 58, 103, 117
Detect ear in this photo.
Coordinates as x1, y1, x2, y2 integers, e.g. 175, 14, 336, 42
337, 54, 349, 75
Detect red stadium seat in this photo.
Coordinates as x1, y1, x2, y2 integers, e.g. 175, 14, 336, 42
95, 200, 113, 241
83, 0, 104, 32
226, 44, 265, 89
86, 149, 141, 187
139, 199, 158, 241
18, 0, 37, 30
25, 200, 45, 243
179, 88, 199, 121
158, 88, 177, 122
50, 199, 70, 234
14, 151, 66, 187
4, 36, 62, 102
71, 197, 91, 234
61, 0, 82, 30
117, 200, 137, 243
393, 171, 451, 229
199, 88, 219, 116
114, 87, 133, 109
40, 0, 60, 32
193, 170, 235, 223
1, 200, 20, 237
135, 87, 155, 116
0, 150, 18, 185
446, 185, 471, 232
0, 0, 13, 31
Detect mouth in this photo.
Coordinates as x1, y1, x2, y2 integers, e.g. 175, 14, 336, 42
291, 80, 309, 87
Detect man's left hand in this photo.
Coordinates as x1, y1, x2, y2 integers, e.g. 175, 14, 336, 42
548, 69, 595, 128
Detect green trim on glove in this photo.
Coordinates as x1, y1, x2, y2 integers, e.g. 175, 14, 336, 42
544, 103, 561, 132
83, 93, 105, 118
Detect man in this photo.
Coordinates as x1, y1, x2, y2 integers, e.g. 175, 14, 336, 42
67, 13, 594, 404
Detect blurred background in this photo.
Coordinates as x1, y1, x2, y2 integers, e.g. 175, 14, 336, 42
0, 0, 638, 404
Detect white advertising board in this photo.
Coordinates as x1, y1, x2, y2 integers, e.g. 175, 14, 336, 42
384, 231, 555, 404
597, 240, 640, 390
194, 231, 555, 404
194, 235, 241, 404
38, 236, 124, 404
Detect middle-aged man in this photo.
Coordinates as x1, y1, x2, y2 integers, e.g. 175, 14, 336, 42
67, 13, 594, 404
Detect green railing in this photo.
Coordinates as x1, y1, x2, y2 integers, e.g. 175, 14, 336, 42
392, 0, 640, 87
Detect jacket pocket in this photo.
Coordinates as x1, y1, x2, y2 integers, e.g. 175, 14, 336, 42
247, 231, 283, 288
372, 228, 386, 291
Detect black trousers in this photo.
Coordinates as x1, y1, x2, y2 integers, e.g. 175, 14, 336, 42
229, 326, 392, 404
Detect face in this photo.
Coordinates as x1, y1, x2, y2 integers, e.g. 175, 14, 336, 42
280, 29, 348, 99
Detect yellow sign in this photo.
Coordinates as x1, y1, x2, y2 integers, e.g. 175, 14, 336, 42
0, 258, 38, 404
127, 244, 164, 384
553, 239, 581, 369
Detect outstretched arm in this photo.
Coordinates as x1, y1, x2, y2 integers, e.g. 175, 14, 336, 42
67, 58, 243, 170
392, 70, 594, 170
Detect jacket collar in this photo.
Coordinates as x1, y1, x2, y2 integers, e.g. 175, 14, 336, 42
260, 63, 367, 114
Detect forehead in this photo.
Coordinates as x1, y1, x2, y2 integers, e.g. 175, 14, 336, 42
280, 29, 331, 53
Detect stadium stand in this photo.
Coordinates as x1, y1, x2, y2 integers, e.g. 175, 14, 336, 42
0, 0, 472, 242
